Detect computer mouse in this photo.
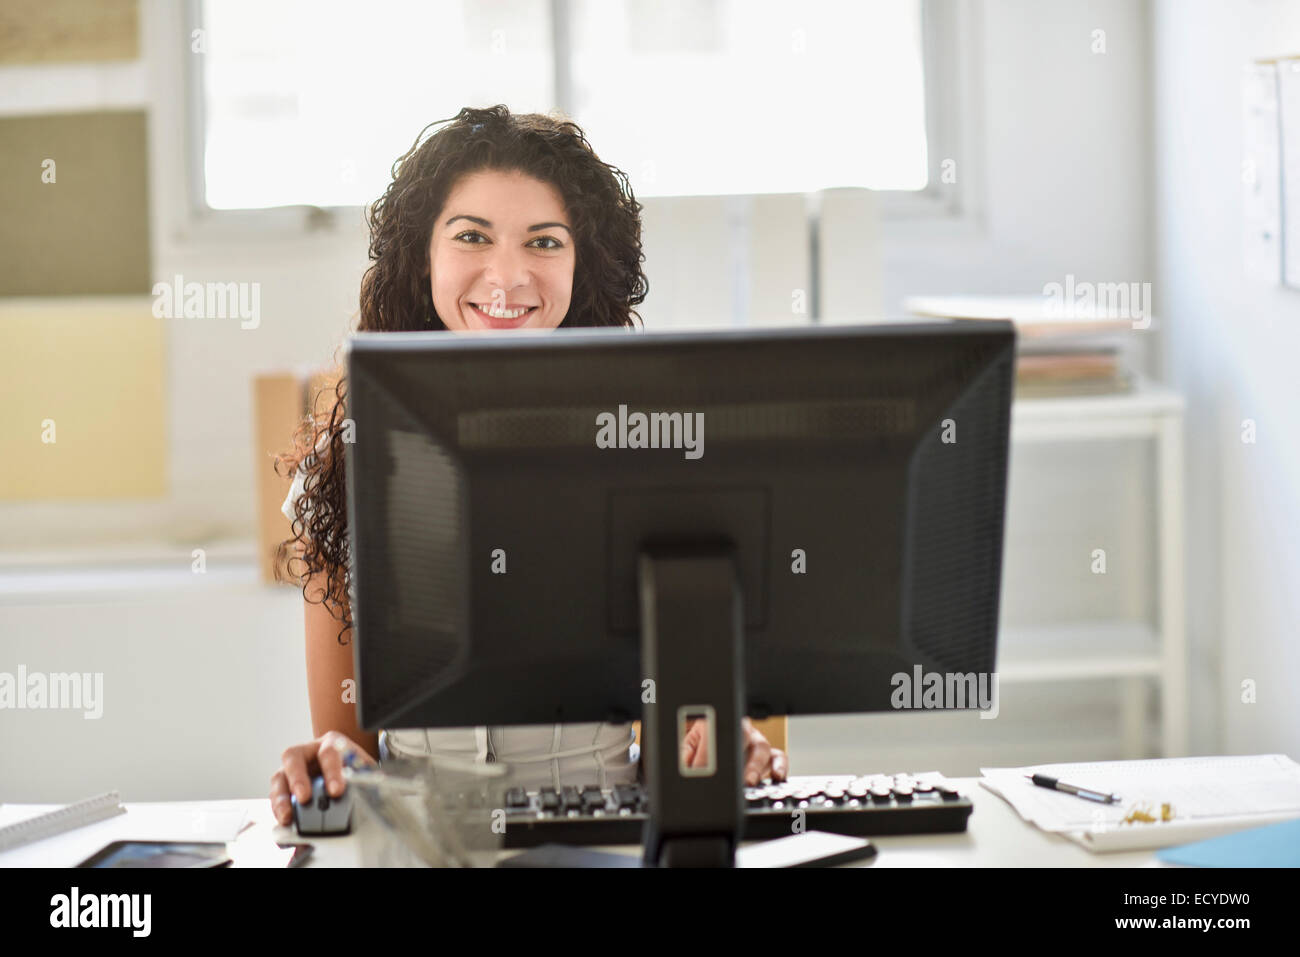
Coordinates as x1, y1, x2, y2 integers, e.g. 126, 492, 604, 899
291, 774, 352, 836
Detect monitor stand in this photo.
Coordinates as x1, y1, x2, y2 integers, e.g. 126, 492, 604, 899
638, 546, 744, 868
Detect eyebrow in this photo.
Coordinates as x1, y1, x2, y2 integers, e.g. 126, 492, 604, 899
445, 214, 571, 235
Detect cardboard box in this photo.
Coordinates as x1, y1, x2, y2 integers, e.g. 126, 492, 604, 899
252, 367, 340, 585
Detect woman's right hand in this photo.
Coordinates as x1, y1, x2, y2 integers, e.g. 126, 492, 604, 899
269, 730, 377, 827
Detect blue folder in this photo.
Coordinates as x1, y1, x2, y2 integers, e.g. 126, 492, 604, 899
1156, 817, 1300, 867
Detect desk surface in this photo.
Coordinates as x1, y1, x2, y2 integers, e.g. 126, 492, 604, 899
1, 777, 1164, 867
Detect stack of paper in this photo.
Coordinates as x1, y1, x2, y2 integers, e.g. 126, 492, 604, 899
903, 294, 1138, 398
980, 754, 1300, 852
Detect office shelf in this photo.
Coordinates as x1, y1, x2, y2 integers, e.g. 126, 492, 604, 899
997, 621, 1161, 683
1003, 378, 1186, 758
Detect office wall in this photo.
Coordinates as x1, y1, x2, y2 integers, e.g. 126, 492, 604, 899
1, 559, 309, 804
881, 0, 1154, 312
1150, 0, 1300, 759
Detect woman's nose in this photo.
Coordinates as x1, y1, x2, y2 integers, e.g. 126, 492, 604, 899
483, 245, 530, 289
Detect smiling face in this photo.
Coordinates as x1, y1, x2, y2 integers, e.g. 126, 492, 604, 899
428, 168, 576, 332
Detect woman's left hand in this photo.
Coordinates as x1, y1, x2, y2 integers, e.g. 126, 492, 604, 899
680, 716, 788, 785
740, 717, 788, 786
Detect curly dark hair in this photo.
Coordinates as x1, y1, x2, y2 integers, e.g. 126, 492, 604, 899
273, 105, 649, 643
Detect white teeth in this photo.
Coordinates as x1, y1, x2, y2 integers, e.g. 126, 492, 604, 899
475, 303, 532, 319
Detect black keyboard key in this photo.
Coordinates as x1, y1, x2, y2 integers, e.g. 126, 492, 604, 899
505, 787, 529, 808
539, 788, 560, 812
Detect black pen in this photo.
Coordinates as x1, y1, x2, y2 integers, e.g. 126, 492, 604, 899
1027, 773, 1120, 805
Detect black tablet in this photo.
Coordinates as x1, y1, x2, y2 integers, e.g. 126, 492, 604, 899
76, 840, 232, 868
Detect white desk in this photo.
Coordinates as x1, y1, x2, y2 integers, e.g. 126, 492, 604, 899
0, 779, 1165, 867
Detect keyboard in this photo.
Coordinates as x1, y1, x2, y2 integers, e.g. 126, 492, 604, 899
501, 772, 972, 848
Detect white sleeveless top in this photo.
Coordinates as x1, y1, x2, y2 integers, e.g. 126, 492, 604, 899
282, 455, 638, 790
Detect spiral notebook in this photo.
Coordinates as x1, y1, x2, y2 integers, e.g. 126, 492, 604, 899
0, 791, 126, 853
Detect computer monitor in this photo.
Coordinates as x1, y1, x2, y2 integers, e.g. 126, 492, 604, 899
344, 321, 1016, 865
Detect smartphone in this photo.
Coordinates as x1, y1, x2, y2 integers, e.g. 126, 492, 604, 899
76, 840, 233, 868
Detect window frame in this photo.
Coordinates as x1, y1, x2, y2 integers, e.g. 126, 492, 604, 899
180, 0, 982, 237
876, 0, 985, 224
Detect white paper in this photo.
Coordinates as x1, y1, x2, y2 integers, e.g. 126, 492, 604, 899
980, 754, 1300, 853
226, 826, 298, 868
1064, 813, 1300, 853
736, 831, 873, 868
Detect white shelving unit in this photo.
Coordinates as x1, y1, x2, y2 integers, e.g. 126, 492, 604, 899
1002, 379, 1187, 758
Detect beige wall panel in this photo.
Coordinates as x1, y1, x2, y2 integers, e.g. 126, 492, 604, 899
0, 299, 165, 500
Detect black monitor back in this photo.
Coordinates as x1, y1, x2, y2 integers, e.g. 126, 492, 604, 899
344, 321, 1015, 730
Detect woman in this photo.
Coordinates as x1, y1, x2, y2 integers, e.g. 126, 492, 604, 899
268, 105, 786, 826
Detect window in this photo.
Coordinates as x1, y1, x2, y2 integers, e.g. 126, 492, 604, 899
196, 0, 555, 209
567, 0, 928, 196
193, 0, 930, 210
